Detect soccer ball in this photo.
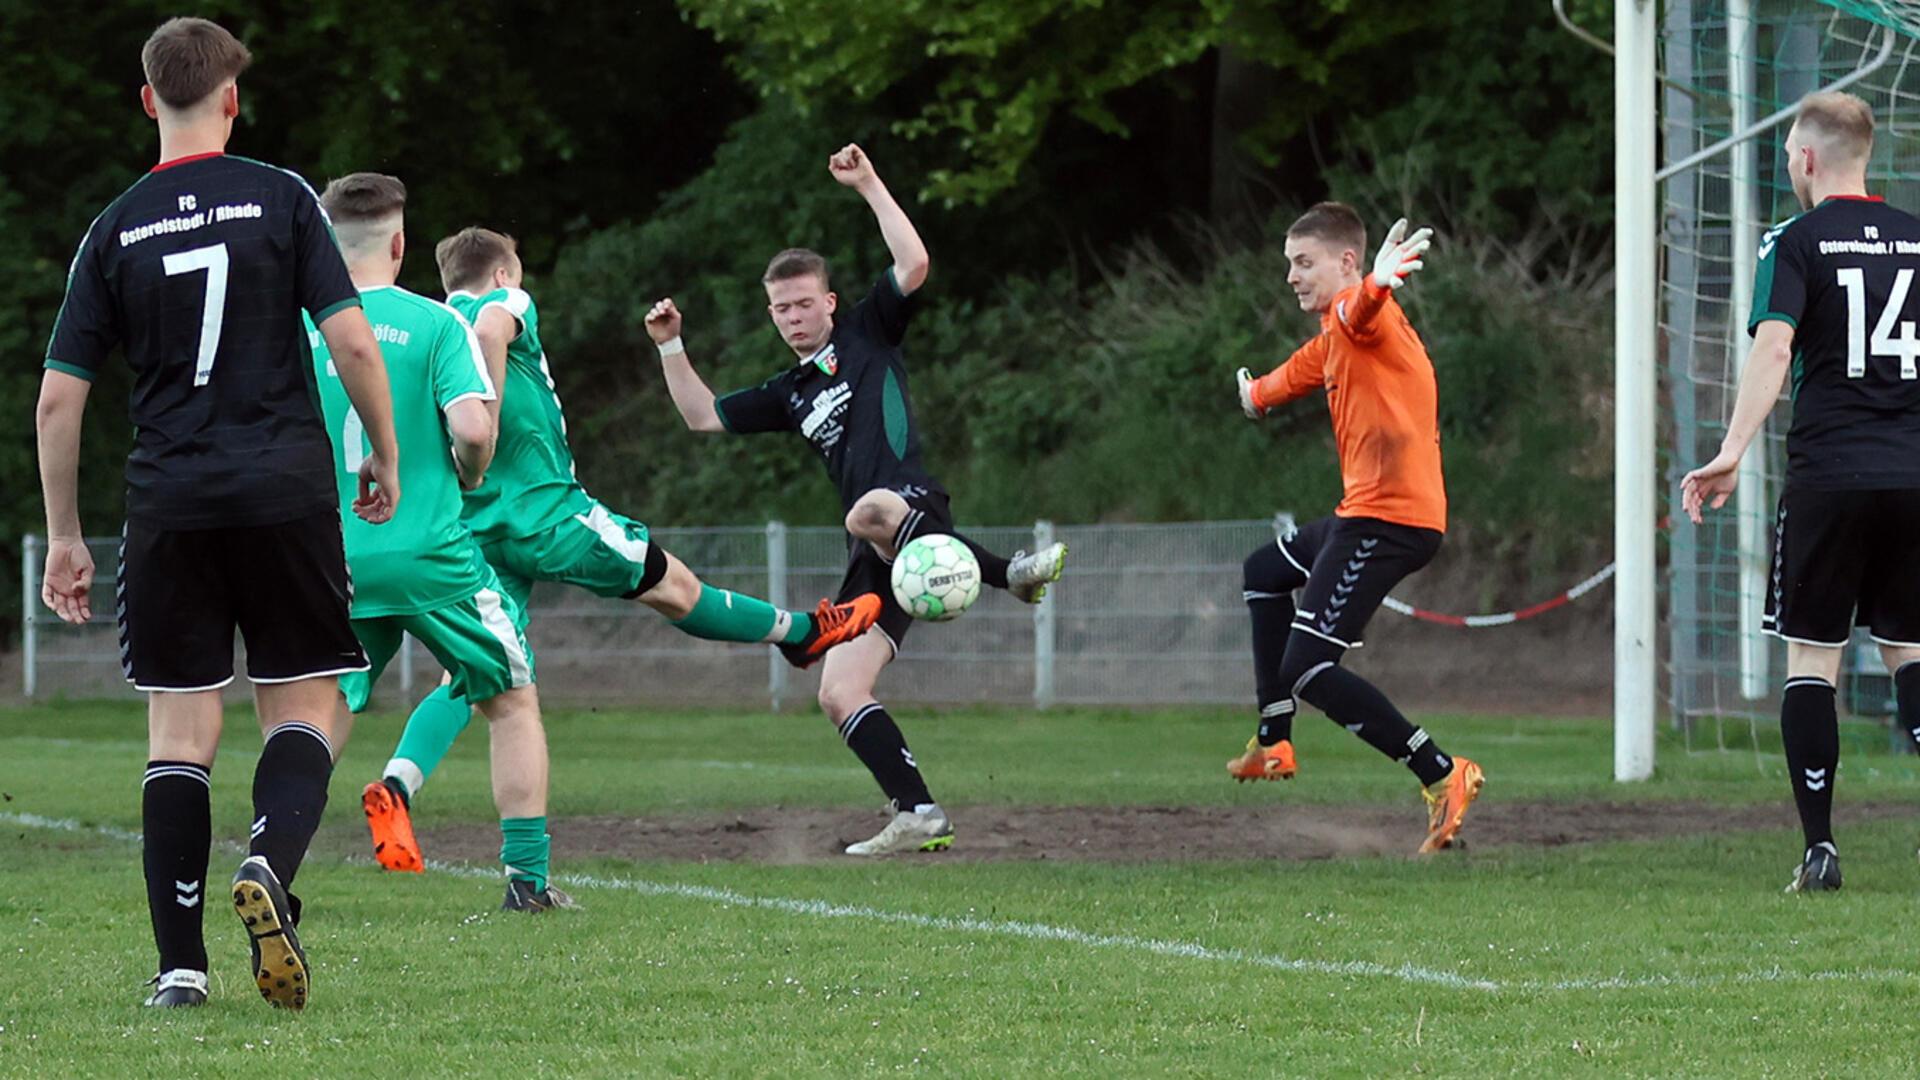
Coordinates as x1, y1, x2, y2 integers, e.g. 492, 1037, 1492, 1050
890, 534, 982, 622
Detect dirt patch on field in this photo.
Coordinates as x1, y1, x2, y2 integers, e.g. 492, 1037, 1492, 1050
412, 800, 1920, 866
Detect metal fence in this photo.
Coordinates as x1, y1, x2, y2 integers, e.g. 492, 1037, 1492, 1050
21, 518, 1284, 709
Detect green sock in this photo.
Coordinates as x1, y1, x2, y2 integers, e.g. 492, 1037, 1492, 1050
670, 583, 811, 644
500, 816, 551, 892
385, 684, 474, 799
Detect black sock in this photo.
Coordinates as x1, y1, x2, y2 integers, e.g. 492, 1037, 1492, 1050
1896, 662, 1920, 753
249, 722, 334, 892
143, 760, 212, 974
1300, 666, 1453, 786
1781, 678, 1839, 850
839, 704, 933, 808
1249, 596, 1298, 744
1244, 544, 1310, 746
893, 512, 1011, 590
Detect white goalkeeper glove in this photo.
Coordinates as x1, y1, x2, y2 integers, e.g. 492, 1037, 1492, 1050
1370, 217, 1433, 290
1236, 367, 1263, 419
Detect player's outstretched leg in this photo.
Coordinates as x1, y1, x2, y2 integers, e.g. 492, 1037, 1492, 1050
818, 632, 953, 855
141, 691, 220, 1008
1279, 632, 1482, 853
846, 486, 1068, 603
634, 547, 881, 668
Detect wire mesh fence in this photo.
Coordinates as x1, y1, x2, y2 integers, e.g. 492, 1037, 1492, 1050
21, 519, 1286, 710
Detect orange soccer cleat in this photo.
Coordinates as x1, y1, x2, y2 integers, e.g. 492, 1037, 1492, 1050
361, 780, 425, 873
778, 593, 883, 669
1418, 757, 1485, 854
1227, 737, 1297, 782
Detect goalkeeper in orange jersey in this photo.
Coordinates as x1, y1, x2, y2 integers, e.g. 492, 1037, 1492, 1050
1226, 202, 1483, 854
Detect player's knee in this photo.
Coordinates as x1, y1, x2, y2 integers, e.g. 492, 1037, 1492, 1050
844, 491, 903, 544
817, 680, 866, 724
637, 554, 699, 620
1273, 635, 1346, 697
1244, 543, 1303, 596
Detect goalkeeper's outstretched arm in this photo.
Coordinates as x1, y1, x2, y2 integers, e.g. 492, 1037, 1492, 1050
646, 297, 724, 433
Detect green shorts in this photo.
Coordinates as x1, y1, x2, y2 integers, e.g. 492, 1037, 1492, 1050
340, 571, 535, 713
482, 501, 668, 612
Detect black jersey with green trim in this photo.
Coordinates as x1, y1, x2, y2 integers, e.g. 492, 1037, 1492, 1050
44, 153, 360, 528
1750, 195, 1920, 490
713, 271, 941, 511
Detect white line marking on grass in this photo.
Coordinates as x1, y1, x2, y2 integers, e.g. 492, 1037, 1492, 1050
9, 810, 1920, 996
435, 860, 1501, 991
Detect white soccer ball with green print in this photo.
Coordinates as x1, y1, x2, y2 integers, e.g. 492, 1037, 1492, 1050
890, 534, 982, 622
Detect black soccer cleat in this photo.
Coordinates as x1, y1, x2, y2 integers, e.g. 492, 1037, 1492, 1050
501, 879, 579, 913
1784, 843, 1842, 894
143, 969, 208, 1008
232, 855, 311, 1010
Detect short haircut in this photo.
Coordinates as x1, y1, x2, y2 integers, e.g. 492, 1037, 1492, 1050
141, 17, 252, 110
764, 248, 830, 290
1796, 90, 1875, 164
436, 227, 518, 293
319, 173, 407, 224
1287, 202, 1368, 260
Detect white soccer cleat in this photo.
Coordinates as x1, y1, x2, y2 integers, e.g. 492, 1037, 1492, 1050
1006, 542, 1068, 604
844, 802, 955, 856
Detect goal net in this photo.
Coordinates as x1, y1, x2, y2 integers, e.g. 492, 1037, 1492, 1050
1663, 0, 1920, 749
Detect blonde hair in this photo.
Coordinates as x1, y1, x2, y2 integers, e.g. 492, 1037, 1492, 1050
436, 227, 518, 294
1796, 90, 1875, 165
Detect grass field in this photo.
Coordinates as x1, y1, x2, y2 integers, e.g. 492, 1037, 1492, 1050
3, 701, 1920, 1077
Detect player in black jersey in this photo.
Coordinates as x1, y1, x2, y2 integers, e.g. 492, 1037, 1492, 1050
1683, 91, 1920, 894
35, 18, 401, 1009
650, 145, 1068, 855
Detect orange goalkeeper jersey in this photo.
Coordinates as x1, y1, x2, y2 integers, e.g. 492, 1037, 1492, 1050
1250, 279, 1447, 532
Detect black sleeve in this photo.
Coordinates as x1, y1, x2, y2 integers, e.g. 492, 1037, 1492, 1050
855, 268, 919, 348
44, 218, 119, 382
290, 176, 361, 324
713, 369, 796, 435
1749, 220, 1808, 334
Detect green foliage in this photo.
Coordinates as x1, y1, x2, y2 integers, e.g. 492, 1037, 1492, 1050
682, 0, 1610, 230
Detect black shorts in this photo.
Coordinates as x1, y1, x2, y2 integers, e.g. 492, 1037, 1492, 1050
1269, 515, 1443, 649
117, 509, 370, 692
834, 485, 955, 653
1763, 487, 1920, 647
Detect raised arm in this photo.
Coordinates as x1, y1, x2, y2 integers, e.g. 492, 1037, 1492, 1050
318, 306, 401, 523
470, 305, 515, 427
831, 144, 929, 295
645, 297, 723, 433
1336, 218, 1434, 341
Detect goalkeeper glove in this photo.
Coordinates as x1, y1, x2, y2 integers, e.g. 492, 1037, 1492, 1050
1370, 218, 1433, 290
1236, 367, 1264, 419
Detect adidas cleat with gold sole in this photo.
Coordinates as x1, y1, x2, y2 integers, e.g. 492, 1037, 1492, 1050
232, 855, 309, 1010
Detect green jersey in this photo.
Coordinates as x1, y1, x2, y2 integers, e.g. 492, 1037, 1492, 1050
310, 284, 497, 617
447, 287, 592, 545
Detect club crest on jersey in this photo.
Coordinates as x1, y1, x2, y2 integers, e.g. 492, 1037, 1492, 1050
806, 342, 839, 377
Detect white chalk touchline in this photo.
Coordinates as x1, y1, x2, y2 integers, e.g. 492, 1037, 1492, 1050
7, 810, 1915, 996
